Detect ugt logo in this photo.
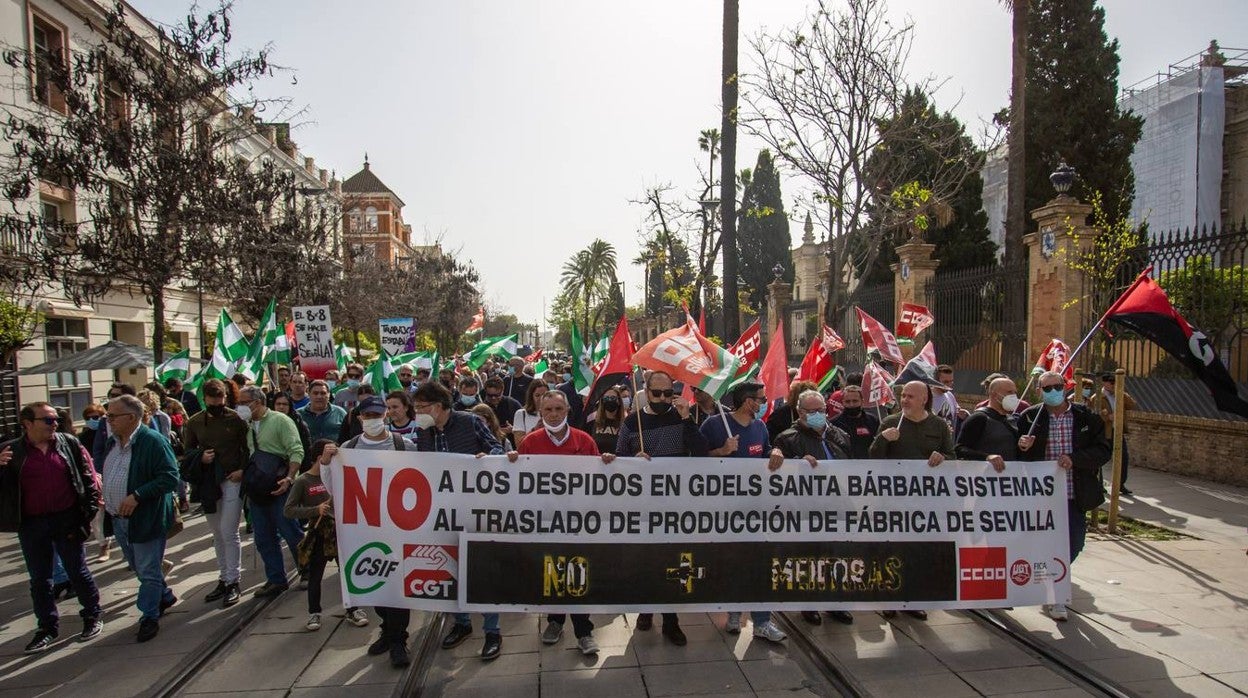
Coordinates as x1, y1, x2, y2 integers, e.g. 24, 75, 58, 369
959, 547, 1007, 601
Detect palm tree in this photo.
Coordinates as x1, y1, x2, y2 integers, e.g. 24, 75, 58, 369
559, 239, 618, 340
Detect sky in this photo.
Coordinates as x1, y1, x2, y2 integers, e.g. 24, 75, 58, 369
130, 0, 1248, 332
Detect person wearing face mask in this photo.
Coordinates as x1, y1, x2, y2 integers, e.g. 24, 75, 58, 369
830, 386, 880, 459
182, 379, 249, 608
513, 380, 549, 444
955, 377, 1022, 473
454, 377, 483, 411
77, 404, 106, 455
336, 384, 377, 444
540, 369, 561, 393
482, 377, 524, 447
615, 370, 707, 646
770, 389, 854, 627
1087, 372, 1136, 496
505, 390, 614, 656
1017, 371, 1111, 622
689, 387, 723, 425
333, 363, 366, 411
584, 386, 625, 454
504, 356, 533, 402
766, 380, 818, 442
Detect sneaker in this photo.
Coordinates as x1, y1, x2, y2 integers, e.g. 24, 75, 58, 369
480, 632, 502, 660
635, 613, 653, 631
441, 623, 472, 649
24, 629, 57, 654
159, 594, 178, 617
881, 610, 898, 619
1120, 487, 1133, 497
136, 619, 159, 643
753, 620, 787, 643
254, 582, 288, 598
178, 497, 190, 513
662, 623, 687, 646
97, 541, 111, 562
79, 618, 104, 642
390, 642, 411, 667
541, 620, 564, 645
161, 559, 174, 577
577, 635, 600, 655
306, 613, 321, 631
205, 581, 229, 603
801, 611, 822, 625
827, 611, 854, 625
346, 608, 370, 627
725, 612, 742, 634
904, 610, 928, 621
223, 583, 241, 607
1044, 603, 1069, 622
367, 636, 391, 656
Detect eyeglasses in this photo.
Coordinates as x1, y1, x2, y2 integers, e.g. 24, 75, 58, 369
750, 395, 768, 403
801, 407, 827, 414
105, 412, 132, 420
31, 417, 59, 426
649, 389, 674, 398
347, 374, 363, 380
484, 392, 502, 400
1040, 385, 1065, 393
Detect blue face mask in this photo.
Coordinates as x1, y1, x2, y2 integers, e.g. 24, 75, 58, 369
805, 412, 827, 430
326, 380, 338, 390
507, 367, 516, 377
562, 373, 572, 383
755, 403, 768, 420
346, 379, 361, 389
1042, 388, 1067, 407
546, 382, 557, 391
460, 394, 478, 406
85, 418, 100, 430
1081, 388, 1092, 398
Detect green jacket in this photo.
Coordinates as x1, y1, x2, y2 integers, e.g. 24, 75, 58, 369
103, 424, 179, 544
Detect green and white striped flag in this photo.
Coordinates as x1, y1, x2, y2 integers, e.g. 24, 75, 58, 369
570, 325, 595, 393
237, 299, 279, 383
592, 335, 609, 364
463, 334, 518, 370
393, 350, 441, 374
271, 321, 292, 366
335, 342, 353, 374
205, 309, 248, 379
364, 352, 402, 394
155, 349, 190, 383
532, 357, 549, 375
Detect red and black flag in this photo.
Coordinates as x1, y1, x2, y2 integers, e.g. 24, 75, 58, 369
1103, 270, 1248, 418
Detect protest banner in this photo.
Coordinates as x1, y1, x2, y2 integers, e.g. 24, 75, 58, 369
379, 317, 416, 357
327, 453, 1072, 613
292, 305, 335, 379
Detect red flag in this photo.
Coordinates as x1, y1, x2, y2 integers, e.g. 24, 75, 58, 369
524, 348, 543, 363
896, 303, 935, 341
797, 324, 843, 388
631, 320, 742, 399
1104, 272, 1248, 417
728, 319, 763, 374
1033, 338, 1074, 388
757, 320, 788, 420
862, 362, 897, 408
697, 307, 706, 336
464, 306, 484, 333
856, 307, 904, 365
893, 341, 940, 386
587, 316, 633, 403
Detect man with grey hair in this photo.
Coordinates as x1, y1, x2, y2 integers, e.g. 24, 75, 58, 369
235, 384, 306, 598
99, 394, 179, 642
1017, 370, 1110, 622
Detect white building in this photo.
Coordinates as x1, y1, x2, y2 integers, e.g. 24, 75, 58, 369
0, 0, 342, 435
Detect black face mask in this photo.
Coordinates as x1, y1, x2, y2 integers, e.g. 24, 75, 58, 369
649, 401, 672, 415
206, 404, 225, 417
843, 406, 863, 417
400, 379, 412, 387
601, 397, 620, 410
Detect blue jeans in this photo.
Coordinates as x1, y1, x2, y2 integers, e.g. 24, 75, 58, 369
250, 492, 305, 585
727, 611, 772, 625
112, 517, 173, 622
1069, 499, 1087, 563
454, 612, 500, 633
18, 509, 102, 632
52, 552, 68, 584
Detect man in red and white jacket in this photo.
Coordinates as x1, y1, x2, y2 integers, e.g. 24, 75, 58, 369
506, 390, 614, 654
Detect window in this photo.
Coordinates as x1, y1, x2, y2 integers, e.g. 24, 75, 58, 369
39, 194, 74, 247
45, 318, 91, 418
103, 80, 127, 130
31, 13, 68, 112
364, 206, 378, 232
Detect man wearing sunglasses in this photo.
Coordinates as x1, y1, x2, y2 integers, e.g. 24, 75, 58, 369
615, 370, 708, 646
482, 377, 523, 447
1, 402, 105, 653
1017, 371, 1110, 622
333, 363, 367, 411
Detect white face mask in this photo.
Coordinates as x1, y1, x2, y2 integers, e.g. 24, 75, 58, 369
413, 413, 435, 429
543, 417, 568, 433
362, 417, 387, 436
235, 405, 252, 422
621, 396, 632, 409
1001, 394, 1020, 412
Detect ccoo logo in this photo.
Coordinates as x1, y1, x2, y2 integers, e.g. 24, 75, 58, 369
959, 547, 1007, 601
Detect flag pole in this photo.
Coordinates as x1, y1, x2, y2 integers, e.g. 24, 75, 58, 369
632, 364, 645, 455
1024, 267, 1153, 437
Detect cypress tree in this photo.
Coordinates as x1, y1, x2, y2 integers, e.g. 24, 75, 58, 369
737, 150, 791, 308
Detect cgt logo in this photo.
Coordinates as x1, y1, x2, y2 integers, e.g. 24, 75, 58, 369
959, 547, 1007, 601
345, 541, 399, 595
403, 544, 458, 600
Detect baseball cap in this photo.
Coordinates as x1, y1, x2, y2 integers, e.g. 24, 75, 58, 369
358, 396, 387, 414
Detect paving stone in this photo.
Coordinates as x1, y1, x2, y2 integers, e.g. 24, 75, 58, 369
181, 628, 331, 692
861, 673, 980, 698
736, 656, 814, 691
631, 623, 734, 665
1211, 671, 1248, 693
834, 646, 951, 680
540, 666, 648, 698
444, 627, 542, 658
1084, 650, 1201, 682
927, 644, 1041, 672
428, 672, 539, 697
960, 665, 1076, 695
641, 659, 751, 696
1123, 674, 1247, 697
539, 643, 639, 671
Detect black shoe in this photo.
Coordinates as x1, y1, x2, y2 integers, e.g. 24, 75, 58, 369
24, 629, 57, 654
390, 642, 411, 667
635, 613, 653, 631
662, 623, 687, 646
481, 632, 501, 661
367, 636, 391, 656
137, 619, 159, 643
881, 610, 898, 619
441, 623, 472, 650
1120, 487, 1133, 496
52, 581, 73, 600
159, 594, 178, 616
827, 611, 854, 625
79, 618, 104, 642
223, 583, 241, 607
904, 610, 928, 621
205, 581, 228, 603
254, 582, 288, 598
801, 611, 822, 625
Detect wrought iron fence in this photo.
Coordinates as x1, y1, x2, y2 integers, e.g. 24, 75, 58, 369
925, 260, 1030, 389
1075, 221, 1248, 420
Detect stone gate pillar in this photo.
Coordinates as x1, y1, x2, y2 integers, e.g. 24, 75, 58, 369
1024, 194, 1098, 364
766, 277, 792, 356
891, 241, 939, 359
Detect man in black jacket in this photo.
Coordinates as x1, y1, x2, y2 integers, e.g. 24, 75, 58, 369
956, 377, 1021, 471
0, 402, 104, 653
829, 386, 879, 459
1017, 371, 1111, 622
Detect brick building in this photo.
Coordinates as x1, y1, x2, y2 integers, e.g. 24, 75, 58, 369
341, 156, 430, 267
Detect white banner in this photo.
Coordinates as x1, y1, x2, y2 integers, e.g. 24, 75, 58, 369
325, 453, 1072, 612
292, 305, 335, 380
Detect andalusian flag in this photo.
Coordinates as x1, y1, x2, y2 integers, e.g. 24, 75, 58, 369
155, 349, 190, 383
205, 309, 248, 379
570, 325, 595, 393
463, 334, 518, 370
237, 299, 279, 382
395, 350, 441, 374
364, 352, 402, 394
335, 342, 353, 374
272, 321, 294, 365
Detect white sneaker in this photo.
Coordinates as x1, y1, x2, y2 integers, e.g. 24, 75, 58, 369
1043, 603, 1069, 622
725, 612, 742, 634
306, 613, 321, 631
346, 608, 369, 627
753, 620, 787, 642
577, 635, 599, 655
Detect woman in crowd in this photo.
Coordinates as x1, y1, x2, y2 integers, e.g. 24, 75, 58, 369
386, 390, 419, 437
512, 380, 548, 443
584, 385, 625, 455
272, 393, 314, 473
470, 403, 507, 445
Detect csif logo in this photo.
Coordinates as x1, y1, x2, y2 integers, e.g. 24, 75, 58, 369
345, 541, 399, 595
